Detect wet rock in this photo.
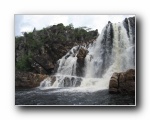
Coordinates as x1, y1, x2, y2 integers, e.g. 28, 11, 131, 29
40, 75, 56, 87
123, 17, 135, 43
62, 77, 82, 87
109, 73, 119, 93
64, 77, 71, 87
76, 47, 88, 77
125, 69, 135, 81
109, 69, 135, 95
50, 75, 56, 85
75, 78, 82, 87
77, 47, 88, 61
118, 69, 135, 95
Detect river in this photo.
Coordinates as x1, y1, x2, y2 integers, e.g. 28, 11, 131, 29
15, 88, 135, 105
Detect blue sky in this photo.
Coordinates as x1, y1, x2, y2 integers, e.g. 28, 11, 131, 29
15, 15, 135, 36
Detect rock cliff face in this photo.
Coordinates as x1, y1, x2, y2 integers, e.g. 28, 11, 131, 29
15, 23, 98, 74
15, 23, 98, 88
109, 69, 135, 95
15, 71, 48, 88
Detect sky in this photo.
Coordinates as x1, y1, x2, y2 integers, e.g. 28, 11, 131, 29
15, 15, 135, 36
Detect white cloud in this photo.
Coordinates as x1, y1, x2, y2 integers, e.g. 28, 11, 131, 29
15, 15, 135, 36
15, 15, 69, 36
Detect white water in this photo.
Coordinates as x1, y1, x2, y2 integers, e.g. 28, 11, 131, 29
56, 46, 79, 76
39, 19, 135, 92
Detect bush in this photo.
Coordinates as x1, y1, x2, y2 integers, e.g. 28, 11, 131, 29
15, 23, 98, 72
16, 54, 32, 71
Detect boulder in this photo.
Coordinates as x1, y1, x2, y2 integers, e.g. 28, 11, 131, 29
109, 73, 119, 94
118, 69, 135, 95
109, 69, 135, 95
125, 69, 135, 82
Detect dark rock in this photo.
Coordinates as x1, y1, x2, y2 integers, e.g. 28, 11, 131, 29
75, 78, 82, 87
108, 21, 111, 24
62, 76, 82, 87
125, 69, 135, 82
15, 71, 48, 88
64, 77, 71, 87
109, 73, 119, 94
31, 54, 55, 74
77, 47, 88, 61
123, 17, 135, 43
118, 69, 135, 95
76, 47, 88, 76
99, 22, 114, 77
50, 75, 56, 85
109, 69, 135, 95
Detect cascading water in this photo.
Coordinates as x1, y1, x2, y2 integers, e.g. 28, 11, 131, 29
39, 18, 135, 92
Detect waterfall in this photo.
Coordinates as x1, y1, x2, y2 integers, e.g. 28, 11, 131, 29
39, 18, 135, 91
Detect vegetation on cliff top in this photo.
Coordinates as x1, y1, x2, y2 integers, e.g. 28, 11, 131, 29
15, 23, 98, 72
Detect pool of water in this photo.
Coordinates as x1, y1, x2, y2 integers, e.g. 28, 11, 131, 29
15, 88, 135, 106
